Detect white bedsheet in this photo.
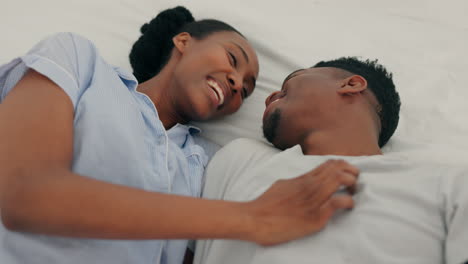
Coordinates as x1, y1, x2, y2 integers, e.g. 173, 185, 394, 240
2, 1, 467, 162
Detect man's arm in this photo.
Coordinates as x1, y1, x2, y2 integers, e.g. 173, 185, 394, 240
0, 70, 358, 245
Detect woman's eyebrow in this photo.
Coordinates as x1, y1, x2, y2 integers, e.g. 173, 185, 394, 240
231, 42, 249, 63
229, 42, 256, 94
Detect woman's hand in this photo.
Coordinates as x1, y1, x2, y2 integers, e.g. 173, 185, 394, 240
243, 159, 359, 246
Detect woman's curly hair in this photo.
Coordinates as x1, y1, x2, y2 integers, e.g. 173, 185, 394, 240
130, 6, 242, 83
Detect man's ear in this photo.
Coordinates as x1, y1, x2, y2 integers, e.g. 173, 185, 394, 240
337, 75, 367, 95
172, 32, 192, 54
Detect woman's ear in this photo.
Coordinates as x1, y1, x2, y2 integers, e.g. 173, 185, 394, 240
337, 75, 367, 95
172, 32, 192, 54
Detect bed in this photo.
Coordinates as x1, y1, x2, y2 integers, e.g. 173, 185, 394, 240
2, 0, 467, 156
2, 0, 467, 263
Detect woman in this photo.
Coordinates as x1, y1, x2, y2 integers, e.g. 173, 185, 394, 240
0, 6, 352, 264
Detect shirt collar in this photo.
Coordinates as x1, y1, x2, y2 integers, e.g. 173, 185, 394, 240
167, 123, 202, 148
113, 66, 138, 91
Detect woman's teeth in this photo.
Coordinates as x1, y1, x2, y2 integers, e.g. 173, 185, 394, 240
207, 79, 225, 106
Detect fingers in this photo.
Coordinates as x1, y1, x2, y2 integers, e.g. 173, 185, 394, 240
329, 194, 355, 210
248, 159, 359, 245
302, 159, 359, 206
301, 159, 359, 183
316, 195, 355, 228
339, 160, 359, 176
296, 160, 333, 181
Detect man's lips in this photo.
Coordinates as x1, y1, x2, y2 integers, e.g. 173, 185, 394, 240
263, 98, 281, 121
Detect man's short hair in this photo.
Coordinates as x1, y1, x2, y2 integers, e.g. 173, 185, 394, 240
313, 57, 401, 147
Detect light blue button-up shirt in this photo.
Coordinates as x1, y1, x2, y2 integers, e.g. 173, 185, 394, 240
0, 32, 210, 264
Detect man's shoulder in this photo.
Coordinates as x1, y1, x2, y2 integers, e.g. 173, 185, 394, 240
211, 138, 279, 166
203, 138, 279, 199
223, 138, 274, 152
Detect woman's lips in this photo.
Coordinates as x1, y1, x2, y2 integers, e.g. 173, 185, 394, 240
207, 78, 225, 107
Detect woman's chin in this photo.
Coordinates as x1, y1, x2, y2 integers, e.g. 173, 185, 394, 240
189, 107, 217, 122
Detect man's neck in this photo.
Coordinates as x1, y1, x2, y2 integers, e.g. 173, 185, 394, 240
300, 127, 382, 156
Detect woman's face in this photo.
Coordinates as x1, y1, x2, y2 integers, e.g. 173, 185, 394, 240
171, 31, 259, 121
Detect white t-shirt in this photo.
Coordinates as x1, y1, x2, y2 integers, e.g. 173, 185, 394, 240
195, 138, 468, 264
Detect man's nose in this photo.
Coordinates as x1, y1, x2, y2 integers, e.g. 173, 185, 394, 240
265, 91, 282, 107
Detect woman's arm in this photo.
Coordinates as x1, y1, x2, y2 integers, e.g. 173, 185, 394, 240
0, 70, 251, 240
0, 70, 358, 245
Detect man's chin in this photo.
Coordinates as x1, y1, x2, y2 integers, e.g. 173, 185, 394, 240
262, 108, 281, 146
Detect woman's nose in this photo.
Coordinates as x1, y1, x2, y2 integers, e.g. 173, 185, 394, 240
227, 73, 242, 94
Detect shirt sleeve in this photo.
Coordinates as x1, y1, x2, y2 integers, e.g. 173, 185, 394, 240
443, 166, 468, 264
0, 32, 98, 108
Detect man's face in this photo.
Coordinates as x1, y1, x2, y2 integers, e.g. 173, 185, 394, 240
262, 67, 346, 149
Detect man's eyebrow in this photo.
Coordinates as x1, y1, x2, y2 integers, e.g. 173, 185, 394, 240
231, 42, 249, 63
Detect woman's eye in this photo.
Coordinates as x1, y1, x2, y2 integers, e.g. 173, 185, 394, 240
241, 87, 248, 99
228, 52, 237, 67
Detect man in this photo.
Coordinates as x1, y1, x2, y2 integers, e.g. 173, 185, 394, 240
194, 57, 468, 264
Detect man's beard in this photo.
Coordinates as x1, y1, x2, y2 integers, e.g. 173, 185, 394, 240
262, 108, 282, 145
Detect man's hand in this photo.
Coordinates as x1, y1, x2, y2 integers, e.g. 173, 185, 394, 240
244, 159, 359, 246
